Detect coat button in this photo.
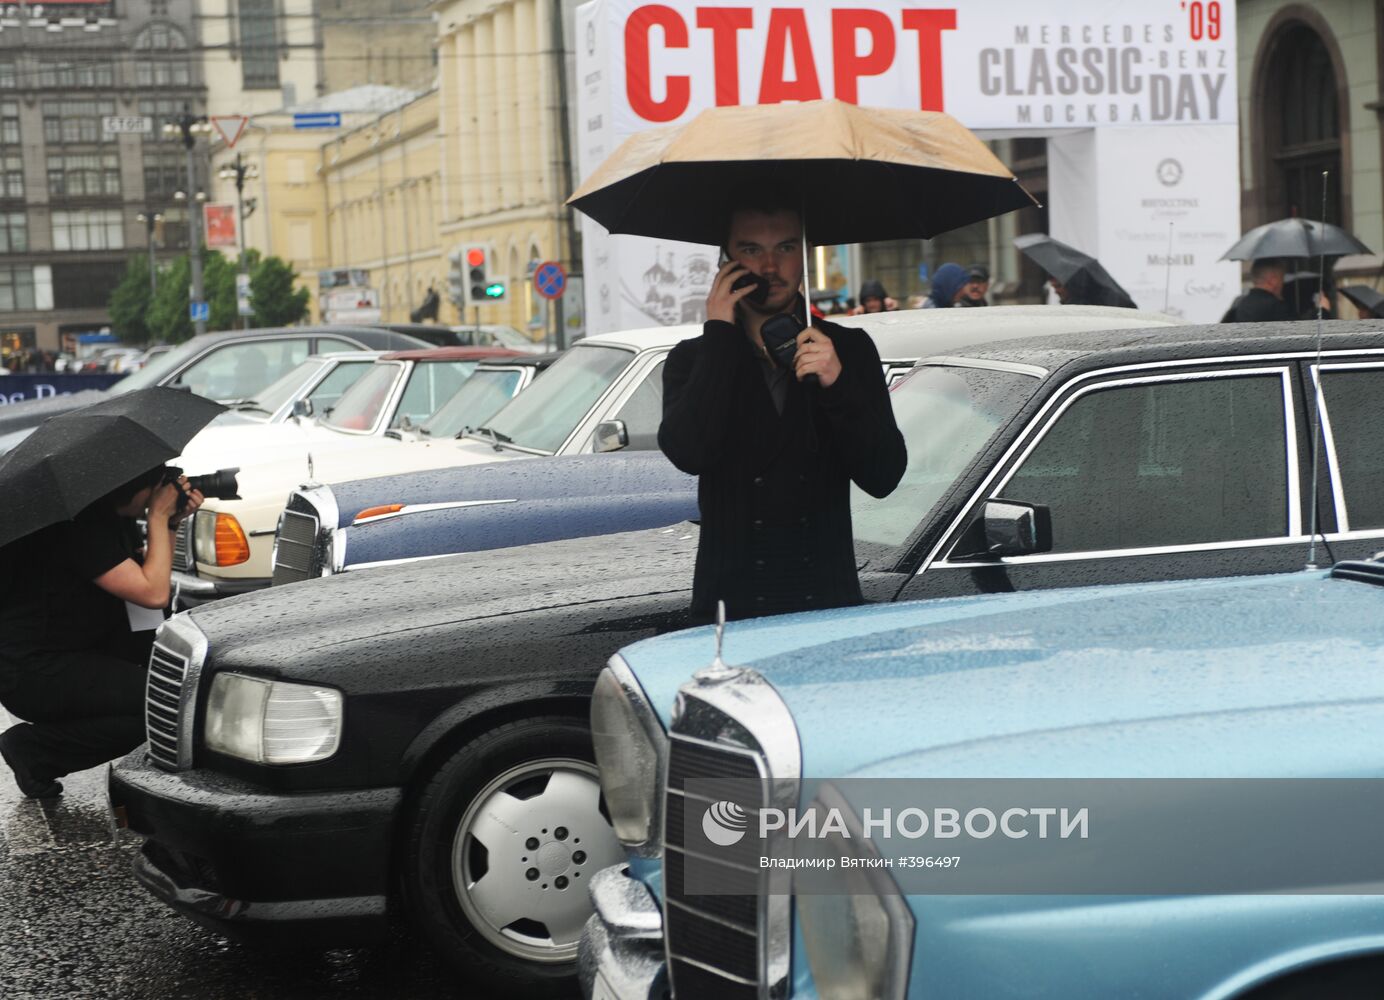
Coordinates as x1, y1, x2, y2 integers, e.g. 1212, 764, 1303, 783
754, 559, 766, 569
798, 516, 809, 527
756, 595, 765, 603
753, 519, 764, 530
799, 474, 809, 484
804, 595, 813, 603
753, 476, 765, 487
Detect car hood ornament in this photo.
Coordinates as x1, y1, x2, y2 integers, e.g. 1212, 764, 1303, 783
694, 600, 743, 684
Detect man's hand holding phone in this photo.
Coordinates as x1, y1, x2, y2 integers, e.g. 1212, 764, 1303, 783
707, 259, 768, 324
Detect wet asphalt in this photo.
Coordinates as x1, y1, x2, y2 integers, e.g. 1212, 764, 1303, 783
0, 707, 492, 1000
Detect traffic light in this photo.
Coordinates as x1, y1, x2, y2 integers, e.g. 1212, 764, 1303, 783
461, 244, 507, 307
447, 247, 465, 307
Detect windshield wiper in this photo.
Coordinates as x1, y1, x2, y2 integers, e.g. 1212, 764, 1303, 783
467, 425, 513, 449
228, 399, 270, 414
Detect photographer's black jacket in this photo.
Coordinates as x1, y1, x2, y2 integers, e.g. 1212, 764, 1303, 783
659, 316, 906, 621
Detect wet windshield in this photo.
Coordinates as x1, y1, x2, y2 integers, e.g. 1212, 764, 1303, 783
851, 365, 1039, 562
321, 362, 404, 432
420, 368, 524, 437
240, 359, 321, 416
468, 345, 632, 454
106, 338, 203, 394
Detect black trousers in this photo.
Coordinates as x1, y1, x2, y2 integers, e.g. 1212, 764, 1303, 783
0, 630, 153, 782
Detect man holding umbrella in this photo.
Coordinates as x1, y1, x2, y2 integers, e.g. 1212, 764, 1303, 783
569, 100, 1036, 621
657, 189, 907, 621
1220, 258, 1297, 323
0, 388, 222, 798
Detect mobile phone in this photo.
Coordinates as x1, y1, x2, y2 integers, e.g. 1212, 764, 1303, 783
720, 249, 770, 306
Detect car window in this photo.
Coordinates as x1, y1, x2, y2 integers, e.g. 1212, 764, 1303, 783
247, 359, 321, 415
852, 366, 1037, 555
419, 368, 524, 437
322, 362, 403, 431
315, 336, 363, 353
480, 344, 634, 453
175, 339, 312, 401
1320, 368, 1384, 529
307, 360, 375, 415
606, 360, 665, 450
391, 360, 477, 427
1002, 374, 1289, 553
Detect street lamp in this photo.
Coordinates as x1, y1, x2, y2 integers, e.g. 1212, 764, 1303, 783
162, 106, 213, 334
218, 153, 260, 328
134, 211, 163, 297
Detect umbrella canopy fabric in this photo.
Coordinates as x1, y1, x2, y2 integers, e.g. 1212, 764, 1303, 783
1220, 218, 1372, 261
1339, 284, 1384, 317
1013, 233, 1138, 309
568, 100, 1038, 247
0, 387, 225, 548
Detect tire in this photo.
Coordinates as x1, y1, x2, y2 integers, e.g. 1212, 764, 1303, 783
402, 716, 626, 998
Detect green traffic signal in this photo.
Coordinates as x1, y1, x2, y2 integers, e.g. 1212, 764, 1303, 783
484, 282, 506, 298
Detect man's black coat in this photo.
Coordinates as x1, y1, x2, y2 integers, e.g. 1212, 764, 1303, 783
1221, 287, 1297, 323
658, 316, 906, 621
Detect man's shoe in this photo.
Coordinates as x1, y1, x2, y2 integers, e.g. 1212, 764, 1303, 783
0, 726, 63, 800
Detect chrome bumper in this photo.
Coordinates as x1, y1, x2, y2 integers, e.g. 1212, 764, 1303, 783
578, 865, 668, 1000
171, 570, 268, 608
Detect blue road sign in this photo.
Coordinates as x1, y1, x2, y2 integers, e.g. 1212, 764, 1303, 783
534, 261, 567, 300
293, 112, 341, 130
189, 300, 210, 321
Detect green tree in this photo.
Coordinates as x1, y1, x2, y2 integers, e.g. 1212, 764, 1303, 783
147, 254, 192, 343
249, 255, 310, 327
202, 250, 238, 331
108, 256, 153, 344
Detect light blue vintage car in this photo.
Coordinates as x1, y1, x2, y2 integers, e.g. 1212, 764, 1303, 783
582, 560, 1384, 999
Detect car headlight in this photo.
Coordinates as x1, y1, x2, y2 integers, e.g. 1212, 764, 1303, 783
204, 672, 343, 764
193, 509, 251, 567
798, 783, 914, 1000
590, 657, 667, 855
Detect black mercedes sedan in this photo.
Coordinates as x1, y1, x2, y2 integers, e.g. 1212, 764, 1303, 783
110, 319, 1384, 998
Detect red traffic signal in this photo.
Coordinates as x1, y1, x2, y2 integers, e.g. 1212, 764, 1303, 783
466, 247, 486, 267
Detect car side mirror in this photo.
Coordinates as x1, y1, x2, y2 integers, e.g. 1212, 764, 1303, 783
593, 419, 629, 453
292, 398, 314, 419
949, 499, 1053, 561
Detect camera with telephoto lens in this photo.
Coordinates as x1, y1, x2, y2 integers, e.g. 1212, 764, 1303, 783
163, 465, 241, 516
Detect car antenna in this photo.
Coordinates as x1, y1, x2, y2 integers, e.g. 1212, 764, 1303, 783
1162, 222, 1174, 313
1305, 170, 1329, 571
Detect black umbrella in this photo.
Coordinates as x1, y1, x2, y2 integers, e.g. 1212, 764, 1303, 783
1013, 233, 1138, 309
1220, 218, 1372, 261
0, 387, 225, 548
1339, 284, 1384, 318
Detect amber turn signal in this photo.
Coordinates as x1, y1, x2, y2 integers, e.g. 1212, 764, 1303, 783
213, 513, 251, 566
354, 504, 405, 522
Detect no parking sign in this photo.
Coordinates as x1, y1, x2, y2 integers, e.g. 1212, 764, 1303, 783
534, 261, 567, 300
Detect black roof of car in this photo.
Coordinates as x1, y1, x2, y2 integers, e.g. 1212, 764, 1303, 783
945, 319, 1384, 375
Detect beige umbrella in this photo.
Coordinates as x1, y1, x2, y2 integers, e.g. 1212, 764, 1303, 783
568, 99, 1037, 248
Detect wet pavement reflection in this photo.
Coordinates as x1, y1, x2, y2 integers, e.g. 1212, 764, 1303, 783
0, 708, 512, 1000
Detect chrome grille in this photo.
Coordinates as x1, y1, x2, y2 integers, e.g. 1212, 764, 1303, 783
142, 616, 208, 772
664, 725, 765, 998
145, 643, 189, 770
172, 519, 193, 572
272, 509, 319, 585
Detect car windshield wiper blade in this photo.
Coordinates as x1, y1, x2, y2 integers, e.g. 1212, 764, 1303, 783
466, 425, 513, 448
228, 399, 270, 413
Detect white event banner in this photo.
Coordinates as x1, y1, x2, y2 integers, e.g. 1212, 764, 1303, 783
576, 0, 1240, 332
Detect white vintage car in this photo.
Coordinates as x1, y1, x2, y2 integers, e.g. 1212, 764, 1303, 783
172, 308, 1161, 602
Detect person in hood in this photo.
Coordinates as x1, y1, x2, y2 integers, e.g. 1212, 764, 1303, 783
854, 280, 895, 314
922, 263, 968, 308
958, 265, 990, 306
658, 189, 906, 622
1220, 258, 1297, 323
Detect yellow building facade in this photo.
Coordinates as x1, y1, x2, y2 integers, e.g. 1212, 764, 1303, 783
433, 0, 579, 337
320, 89, 447, 324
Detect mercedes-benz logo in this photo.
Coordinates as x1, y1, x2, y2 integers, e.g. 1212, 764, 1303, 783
1157, 158, 1184, 187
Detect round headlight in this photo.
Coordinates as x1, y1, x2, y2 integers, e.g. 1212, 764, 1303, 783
590, 658, 667, 854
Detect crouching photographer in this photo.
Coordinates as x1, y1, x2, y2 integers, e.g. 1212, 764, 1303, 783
0, 465, 209, 798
